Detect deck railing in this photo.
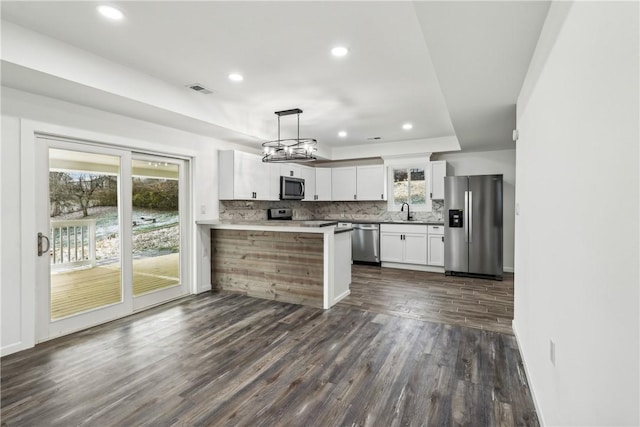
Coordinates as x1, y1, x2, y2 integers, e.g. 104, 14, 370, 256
50, 219, 96, 271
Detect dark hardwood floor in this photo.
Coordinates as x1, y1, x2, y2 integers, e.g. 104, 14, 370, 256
1, 268, 537, 426
342, 265, 514, 335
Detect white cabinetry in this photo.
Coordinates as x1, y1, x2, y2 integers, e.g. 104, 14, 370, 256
380, 232, 404, 263
430, 160, 448, 200
280, 164, 301, 178
404, 234, 428, 265
299, 165, 316, 202
331, 167, 357, 201
380, 224, 428, 265
356, 165, 386, 201
314, 168, 332, 201
330, 165, 386, 201
427, 225, 445, 266
268, 163, 281, 201
219, 150, 273, 200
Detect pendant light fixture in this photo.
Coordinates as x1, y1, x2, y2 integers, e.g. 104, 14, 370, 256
262, 108, 317, 163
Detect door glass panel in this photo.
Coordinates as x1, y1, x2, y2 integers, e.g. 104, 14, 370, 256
392, 167, 426, 207
132, 159, 180, 295
409, 168, 426, 204
49, 149, 121, 320
393, 169, 408, 205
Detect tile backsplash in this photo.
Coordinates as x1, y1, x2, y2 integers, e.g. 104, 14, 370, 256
219, 200, 444, 222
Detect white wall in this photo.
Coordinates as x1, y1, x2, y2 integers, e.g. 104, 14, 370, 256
432, 149, 516, 272
514, 2, 639, 426
1, 116, 24, 352
0, 87, 245, 355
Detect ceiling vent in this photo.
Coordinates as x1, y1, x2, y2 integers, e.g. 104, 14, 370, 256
367, 136, 382, 140
186, 83, 213, 94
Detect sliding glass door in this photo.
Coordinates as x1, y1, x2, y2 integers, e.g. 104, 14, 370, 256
131, 155, 187, 310
35, 137, 189, 340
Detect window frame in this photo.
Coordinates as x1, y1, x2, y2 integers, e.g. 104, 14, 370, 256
386, 161, 432, 212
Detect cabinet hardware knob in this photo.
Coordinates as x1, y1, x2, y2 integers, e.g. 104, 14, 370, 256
354, 195, 357, 200
442, 236, 444, 242
381, 194, 383, 199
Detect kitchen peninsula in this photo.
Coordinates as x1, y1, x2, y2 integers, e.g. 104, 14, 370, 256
197, 220, 352, 309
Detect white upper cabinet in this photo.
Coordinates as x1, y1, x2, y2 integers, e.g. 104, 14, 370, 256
430, 160, 448, 200
268, 163, 281, 201
356, 165, 386, 201
330, 165, 386, 201
299, 165, 316, 202
331, 167, 357, 201
280, 163, 301, 178
218, 150, 274, 201
314, 168, 332, 201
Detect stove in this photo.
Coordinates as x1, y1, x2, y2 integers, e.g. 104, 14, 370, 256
267, 208, 338, 227
267, 208, 293, 220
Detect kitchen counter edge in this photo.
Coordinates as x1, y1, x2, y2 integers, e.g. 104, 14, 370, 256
196, 220, 350, 234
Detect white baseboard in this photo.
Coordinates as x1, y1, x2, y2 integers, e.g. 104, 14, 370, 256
381, 262, 445, 273
1, 340, 32, 357
504, 266, 514, 273
512, 323, 545, 426
195, 284, 212, 294
332, 289, 351, 305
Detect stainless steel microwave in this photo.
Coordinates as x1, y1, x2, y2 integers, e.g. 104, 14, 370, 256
280, 176, 305, 200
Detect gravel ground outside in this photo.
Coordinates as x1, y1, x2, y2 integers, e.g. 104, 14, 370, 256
54, 206, 179, 261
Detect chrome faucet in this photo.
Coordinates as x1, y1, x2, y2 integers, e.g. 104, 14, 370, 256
400, 202, 413, 221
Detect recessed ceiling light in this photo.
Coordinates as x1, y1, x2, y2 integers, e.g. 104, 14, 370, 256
338, 131, 347, 138
97, 5, 124, 20
402, 123, 413, 130
228, 73, 244, 82
331, 46, 349, 57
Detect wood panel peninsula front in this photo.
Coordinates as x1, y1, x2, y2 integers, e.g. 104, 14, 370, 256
197, 220, 352, 309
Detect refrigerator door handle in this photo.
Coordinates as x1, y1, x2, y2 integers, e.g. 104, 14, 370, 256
464, 191, 469, 243
468, 190, 473, 243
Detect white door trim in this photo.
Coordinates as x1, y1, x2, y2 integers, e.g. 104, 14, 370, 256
131, 153, 190, 311
35, 137, 133, 341
17, 119, 195, 350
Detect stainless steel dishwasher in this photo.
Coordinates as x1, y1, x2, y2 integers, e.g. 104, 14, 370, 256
351, 223, 380, 264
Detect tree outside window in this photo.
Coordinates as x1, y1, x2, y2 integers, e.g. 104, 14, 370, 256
392, 167, 426, 207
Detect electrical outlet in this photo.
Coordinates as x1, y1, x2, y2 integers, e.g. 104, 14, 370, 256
200, 205, 206, 214
550, 340, 556, 365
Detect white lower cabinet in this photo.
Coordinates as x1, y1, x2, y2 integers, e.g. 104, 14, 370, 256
427, 225, 444, 266
404, 234, 428, 265
380, 232, 405, 263
380, 224, 428, 265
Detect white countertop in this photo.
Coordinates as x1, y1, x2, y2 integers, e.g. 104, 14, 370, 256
196, 220, 340, 233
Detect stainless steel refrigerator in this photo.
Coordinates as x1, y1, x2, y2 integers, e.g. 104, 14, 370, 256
444, 175, 503, 280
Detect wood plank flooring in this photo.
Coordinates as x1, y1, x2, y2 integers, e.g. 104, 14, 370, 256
343, 265, 514, 334
51, 253, 179, 318
1, 287, 538, 426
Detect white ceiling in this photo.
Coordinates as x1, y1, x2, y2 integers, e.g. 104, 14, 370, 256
0, 1, 550, 158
